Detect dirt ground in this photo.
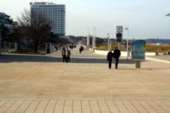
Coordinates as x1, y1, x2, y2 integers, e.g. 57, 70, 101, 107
0, 60, 170, 98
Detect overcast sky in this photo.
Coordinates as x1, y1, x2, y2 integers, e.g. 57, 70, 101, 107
0, 0, 170, 39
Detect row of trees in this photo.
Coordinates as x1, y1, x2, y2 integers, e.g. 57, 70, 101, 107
0, 12, 15, 48
0, 10, 64, 53
17, 10, 53, 53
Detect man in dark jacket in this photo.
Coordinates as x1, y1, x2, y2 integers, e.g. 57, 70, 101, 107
107, 50, 113, 69
66, 47, 71, 62
62, 47, 66, 62
113, 47, 121, 69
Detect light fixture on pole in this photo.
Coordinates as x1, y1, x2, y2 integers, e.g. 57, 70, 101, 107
125, 27, 130, 59
107, 33, 111, 50
92, 27, 96, 51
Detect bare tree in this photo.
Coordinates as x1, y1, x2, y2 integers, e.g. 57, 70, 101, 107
17, 10, 51, 53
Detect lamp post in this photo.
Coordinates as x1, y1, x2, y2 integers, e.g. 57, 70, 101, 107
86, 35, 90, 49
92, 27, 96, 51
125, 27, 130, 59
107, 33, 111, 51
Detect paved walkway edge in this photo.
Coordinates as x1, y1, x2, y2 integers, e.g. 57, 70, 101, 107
146, 57, 170, 64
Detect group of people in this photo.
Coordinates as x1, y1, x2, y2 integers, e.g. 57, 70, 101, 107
62, 47, 71, 63
107, 47, 121, 69
61, 46, 121, 69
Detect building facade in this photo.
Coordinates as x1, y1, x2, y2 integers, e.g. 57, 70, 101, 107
30, 2, 65, 36
0, 12, 15, 49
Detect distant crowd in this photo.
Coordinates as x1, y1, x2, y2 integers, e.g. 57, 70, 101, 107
61, 47, 71, 63
61, 46, 121, 69
61, 46, 84, 63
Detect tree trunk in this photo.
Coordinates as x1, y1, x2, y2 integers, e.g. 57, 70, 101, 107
34, 44, 38, 53
33, 41, 39, 53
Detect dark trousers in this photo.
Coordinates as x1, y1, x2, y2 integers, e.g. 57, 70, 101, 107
115, 58, 119, 69
108, 61, 112, 69
66, 56, 71, 63
62, 55, 66, 62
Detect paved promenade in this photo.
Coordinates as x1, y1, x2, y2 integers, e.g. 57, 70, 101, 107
0, 52, 170, 113
0, 97, 170, 113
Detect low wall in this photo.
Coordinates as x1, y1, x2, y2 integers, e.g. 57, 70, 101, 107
95, 50, 156, 57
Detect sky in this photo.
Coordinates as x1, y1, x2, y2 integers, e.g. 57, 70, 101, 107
0, 0, 170, 39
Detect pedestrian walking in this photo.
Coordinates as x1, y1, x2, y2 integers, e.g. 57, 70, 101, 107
79, 46, 84, 54
107, 50, 113, 69
66, 47, 71, 62
113, 47, 121, 69
61, 47, 66, 62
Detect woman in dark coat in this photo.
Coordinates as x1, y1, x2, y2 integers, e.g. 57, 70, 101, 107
62, 47, 66, 62
107, 50, 113, 69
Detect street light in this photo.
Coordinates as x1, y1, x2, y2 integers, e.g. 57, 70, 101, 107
125, 27, 130, 59
92, 27, 96, 51
107, 33, 111, 51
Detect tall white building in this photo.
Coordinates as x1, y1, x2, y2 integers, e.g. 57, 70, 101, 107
30, 2, 65, 36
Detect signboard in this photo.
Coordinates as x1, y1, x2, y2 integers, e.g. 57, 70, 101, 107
132, 40, 146, 61
116, 26, 123, 33
116, 26, 123, 42
116, 33, 122, 42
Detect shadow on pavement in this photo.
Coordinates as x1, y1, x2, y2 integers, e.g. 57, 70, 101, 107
0, 54, 135, 64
